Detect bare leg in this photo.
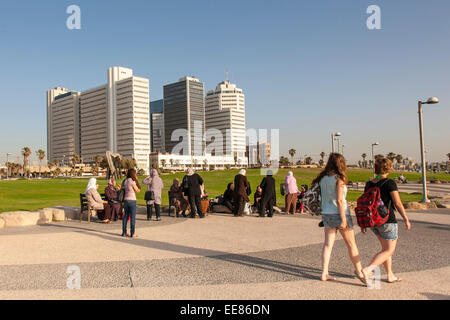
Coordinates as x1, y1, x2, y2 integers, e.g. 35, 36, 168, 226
339, 228, 363, 277
321, 227, 337, 281
363, 236, 398, 281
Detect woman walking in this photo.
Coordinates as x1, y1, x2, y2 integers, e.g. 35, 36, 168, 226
313, 153, 365, 282
122, 169, 141, 237
361, 157, 411, 283
143, 169, 164, 221
233, 169, 250, 217
284, 171, 299, 214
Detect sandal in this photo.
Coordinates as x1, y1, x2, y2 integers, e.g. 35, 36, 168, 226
121, 233, 130, 237
354, 271, 367, 285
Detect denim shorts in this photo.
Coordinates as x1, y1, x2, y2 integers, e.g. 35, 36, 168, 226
371, 223, 398, 240
322, 214, 354, 229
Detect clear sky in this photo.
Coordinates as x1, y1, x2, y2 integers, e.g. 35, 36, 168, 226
0, 0, 449, 165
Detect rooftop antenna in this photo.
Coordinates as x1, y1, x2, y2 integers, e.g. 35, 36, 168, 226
226, 68, 229, 82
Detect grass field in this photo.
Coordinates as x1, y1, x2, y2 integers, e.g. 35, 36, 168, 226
1, 168, 447, 213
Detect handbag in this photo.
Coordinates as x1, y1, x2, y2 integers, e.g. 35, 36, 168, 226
145, 190, 155, 201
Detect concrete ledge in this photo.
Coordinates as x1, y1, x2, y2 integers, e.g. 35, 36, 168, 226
0, 218, 5, 229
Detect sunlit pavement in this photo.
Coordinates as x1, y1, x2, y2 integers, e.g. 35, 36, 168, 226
0, 209, 449, 300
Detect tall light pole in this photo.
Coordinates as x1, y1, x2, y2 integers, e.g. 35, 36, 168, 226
418, 97, 439, 203
6, 153, 11, 180
331, 132, 341, 153
342, 145, 345, 156
371, 142, 380, 174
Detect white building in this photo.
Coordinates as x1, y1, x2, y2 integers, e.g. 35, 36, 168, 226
150, 152, 247, 171
47, 67, 151, 173
205, 80, 246, 159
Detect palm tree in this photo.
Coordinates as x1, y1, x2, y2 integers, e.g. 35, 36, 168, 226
319, 152, 326, 167
387, 152, 396, 161
22, 147, 32, 176
288, 149, 296, 165
71, 153, 80, 169
361, 153, 367, 168
305, 156, 313, 165
36, 149, 46, 177
395, 154, 403, 169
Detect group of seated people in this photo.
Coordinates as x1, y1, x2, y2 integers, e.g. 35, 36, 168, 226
168, 178, 210, 217
84, 177, 122, 223
219, 182, 309, 215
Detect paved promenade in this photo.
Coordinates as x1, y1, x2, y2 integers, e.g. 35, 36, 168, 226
0, 209, 449, 300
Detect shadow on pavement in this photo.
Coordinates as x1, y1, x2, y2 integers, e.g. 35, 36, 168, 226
39, 223, 362, 286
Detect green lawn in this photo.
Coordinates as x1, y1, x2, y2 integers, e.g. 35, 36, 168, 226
0, 168, 444, 213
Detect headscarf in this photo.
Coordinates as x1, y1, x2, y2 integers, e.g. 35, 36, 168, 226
85, 178, 97, 195
187, 168, 194, 176
150, 169, 159, 178
173, 178, 180, 187
239, 169, 246, 176
148, 169, 163, 191
108, 178, 115, 186
285, 172, 299, 194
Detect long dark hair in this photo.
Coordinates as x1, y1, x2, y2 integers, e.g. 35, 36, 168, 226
126, 168, 141, 189
313, 153, 348, 185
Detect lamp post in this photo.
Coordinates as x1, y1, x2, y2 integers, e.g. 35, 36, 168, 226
371, 142, 380, 176
331, 132, 342, 153
418, 97, 439, 203
6, 153, 11, 180
342, 145, 345, 156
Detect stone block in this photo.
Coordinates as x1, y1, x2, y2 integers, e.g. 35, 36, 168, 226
38, 208, 53, 224
52, 208, 66, 222
211, 205, 232, 214
0, 211, 41, 227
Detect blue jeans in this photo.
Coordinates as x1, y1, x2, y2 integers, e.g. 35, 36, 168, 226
123, 200, 137, 235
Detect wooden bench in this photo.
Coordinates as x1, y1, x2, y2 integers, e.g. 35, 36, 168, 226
79, 193, 106, 223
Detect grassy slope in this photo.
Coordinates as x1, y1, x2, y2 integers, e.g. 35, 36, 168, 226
1, 168, 447, 213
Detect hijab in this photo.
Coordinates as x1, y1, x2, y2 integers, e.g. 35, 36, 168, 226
85, 178, 97, 195
187, 168, 194, 176
239, 169, 246, 176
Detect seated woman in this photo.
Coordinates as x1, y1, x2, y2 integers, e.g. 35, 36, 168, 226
200, 185, 210, 214
297, 185, 308, 214
104, 178, 122, 221
222, 183, 235, 212
253, 185, 263, 213
85, 178, 110, 223
169, 178, 189, 217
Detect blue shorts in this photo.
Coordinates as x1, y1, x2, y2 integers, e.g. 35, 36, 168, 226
371, 223, 398, 241
322, 214, 354, 229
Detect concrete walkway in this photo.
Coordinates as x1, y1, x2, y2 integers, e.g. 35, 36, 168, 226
0, 210, 449, 300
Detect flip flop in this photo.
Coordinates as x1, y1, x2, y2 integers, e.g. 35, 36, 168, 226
387, 277, 402, 283
354, 271, 367, 285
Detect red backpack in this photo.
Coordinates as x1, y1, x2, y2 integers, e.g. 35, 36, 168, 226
355, 180, 390, 228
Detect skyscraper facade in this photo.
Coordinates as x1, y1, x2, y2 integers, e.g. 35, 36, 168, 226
47, 67, 150, 172
150, 99, 164, 153
163, 77, 205, 156
46, 89, 81, 162
205, 80, 246, 158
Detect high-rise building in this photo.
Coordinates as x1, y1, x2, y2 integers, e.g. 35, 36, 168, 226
47, 67, 150, 172
205, 80, 246, 158
163, 77, 205, 156
46, 89, 81, 162
150, 99, 164, 153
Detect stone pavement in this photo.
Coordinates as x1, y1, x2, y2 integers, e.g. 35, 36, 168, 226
0, 210, 449, 300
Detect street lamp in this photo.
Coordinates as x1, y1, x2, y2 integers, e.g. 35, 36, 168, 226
6, 153, 12, 180
371, 142, 380, 172
342, 145, 345, 156
331, 132, 342, 153
418, 97, 439, 203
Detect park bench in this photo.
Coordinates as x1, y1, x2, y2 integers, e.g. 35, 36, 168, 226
79, 193, 106, 223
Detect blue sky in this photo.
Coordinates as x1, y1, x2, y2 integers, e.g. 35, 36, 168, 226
0, 0, 449, 165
